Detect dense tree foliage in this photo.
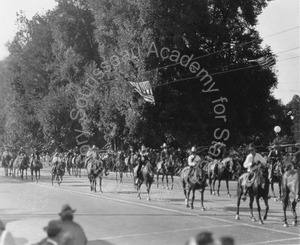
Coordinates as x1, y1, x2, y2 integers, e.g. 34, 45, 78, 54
0, 0, 296, 152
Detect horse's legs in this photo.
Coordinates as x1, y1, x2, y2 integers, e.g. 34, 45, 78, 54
200, 188, 205, 211
190, 189, 195, 209
226, 179, 231, 197
171, 174, 174, 190
236, 180, 243, 220
263, 195, 269, 221
271, 181, 276, 198
212, 178, 217, 195
209, 174, 213, 195
99, 177, 103, 193
137, 183, 141, 199
291, 200, 297, 226
182, 181, 189, 207
185, 188, 191, 208
249, 195, 256, 222
165, 174, 169, 189
278, 180, 282, 200
120, 171, 123, 183
156, 172, 159, 187
146, 182, 151, 201
217, 179, 221, 196
256, 196, 263, 224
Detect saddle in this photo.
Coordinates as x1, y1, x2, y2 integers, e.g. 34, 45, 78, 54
245, 172, 256, 187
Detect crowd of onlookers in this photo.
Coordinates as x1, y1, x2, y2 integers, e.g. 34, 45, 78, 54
0, 204, 235, 245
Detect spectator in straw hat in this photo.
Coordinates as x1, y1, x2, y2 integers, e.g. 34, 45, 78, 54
0, 220, 16, 245
58, 205, 87, 245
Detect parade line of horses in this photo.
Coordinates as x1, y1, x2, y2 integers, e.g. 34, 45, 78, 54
1, 146, 299, 228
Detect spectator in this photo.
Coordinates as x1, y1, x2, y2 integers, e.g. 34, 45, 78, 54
40, 220, 62, 245
59, 205, 87, 245
0, 220, 16, 245
185, 231, 215, 245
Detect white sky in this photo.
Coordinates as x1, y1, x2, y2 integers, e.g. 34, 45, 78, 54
0, 0, 299, 104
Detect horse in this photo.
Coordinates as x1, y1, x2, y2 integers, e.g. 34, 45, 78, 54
180, 161, 207, 211
156, 154, 176, 189
134, 161, 154, 200
72, 154, 85, 177
51, 159, 65, 186
268, 158, 284, 200
236, 163, 270, 224
66, 153, 74, 176
10, 156, 23, 177
207, 157, 234, 197
30, 155, 43, 182
86, 157, 105, 192
19, 155, 30, 179
281, 169, 300, 227
1, 152, 12, 176
115, 151, 126, 183
125, 153, 138, 178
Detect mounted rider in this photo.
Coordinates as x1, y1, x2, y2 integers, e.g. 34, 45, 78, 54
241, 143, 267, 201
135, 145, 149, 184
52, 148, 64, 174
268, 143, 282, 181
187, 146, 202, 184
85, 145, 98, 168
160, 143, 169, 171
208, 142, 227, 178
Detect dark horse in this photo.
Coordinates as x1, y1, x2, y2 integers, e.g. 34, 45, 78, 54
115, 151, 126, 183
269, 159, 284, 200
282, 169, 300, 227
236, 163, 270, 224
51, 161, 65, 186
30, 155, 43, 182
134, 161, 154, 200
156, 154, 176, 189
207, 157, 234, 197
87, 158, 105, 193
180, 162, 207, 211
19, 155, 30, 179
73, 154, 85, 177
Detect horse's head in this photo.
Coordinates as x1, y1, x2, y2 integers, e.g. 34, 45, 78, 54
222, 157, 234, 172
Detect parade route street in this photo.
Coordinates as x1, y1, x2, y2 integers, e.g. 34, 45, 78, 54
0, 169, 299, 245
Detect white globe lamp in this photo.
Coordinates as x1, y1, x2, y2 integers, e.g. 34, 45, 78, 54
274, 126, 281, 134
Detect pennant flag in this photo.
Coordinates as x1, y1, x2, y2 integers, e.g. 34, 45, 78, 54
249, 56, 276, 68
129, 81, 155, 104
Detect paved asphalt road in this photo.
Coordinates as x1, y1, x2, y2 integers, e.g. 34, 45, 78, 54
0, 168, 299, 245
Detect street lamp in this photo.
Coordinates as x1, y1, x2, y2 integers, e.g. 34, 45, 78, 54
274, 126, 281, 144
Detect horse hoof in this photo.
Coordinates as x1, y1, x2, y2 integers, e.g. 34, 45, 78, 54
201, 207, 205, 211
190, 205, 194, 210
292, 221, 297, 226
235, 215, 240, 220
147, 197, 150, 201
217, 193, 220, 197
138, 197, 141, 200
185, 203, 190, 208
283, 223, 288, 227
259, 220, 263, 225
251, 218, 256, 222
228, 194, 231, 198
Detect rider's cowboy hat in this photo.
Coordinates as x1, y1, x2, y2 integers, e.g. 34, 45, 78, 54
191, 146, 197, 153
43, 220, 62, 236
161, 143, 167, 149
247, 143, 256, 152
58, 204, 76, 216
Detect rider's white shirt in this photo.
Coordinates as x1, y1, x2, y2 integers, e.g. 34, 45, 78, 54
188, 154, 201, 167
243, 153, 266, 172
